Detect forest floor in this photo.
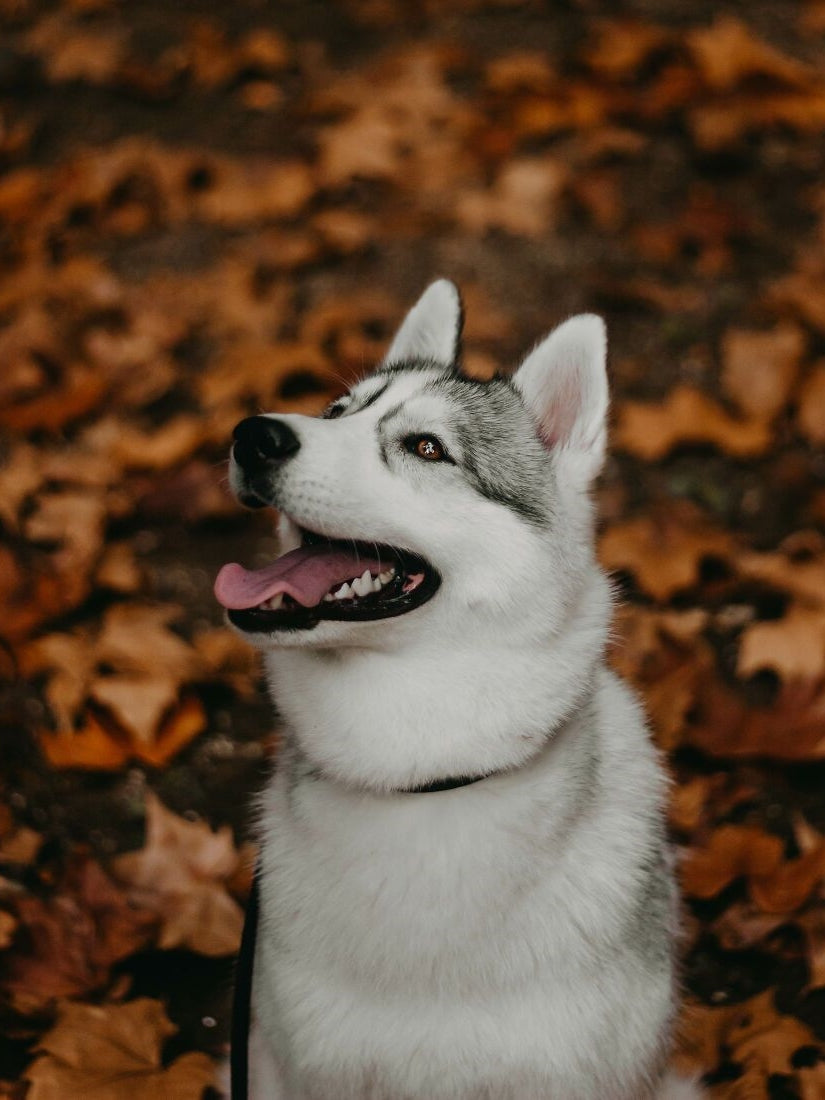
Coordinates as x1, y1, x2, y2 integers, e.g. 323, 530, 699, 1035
2, 0, 825, 1096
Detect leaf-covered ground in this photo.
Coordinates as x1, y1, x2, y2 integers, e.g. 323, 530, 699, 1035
2, 0, 825, 1096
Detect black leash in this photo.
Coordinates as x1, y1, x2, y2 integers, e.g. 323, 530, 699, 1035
230, 868, 259, 1100
229, 772, 489, 1098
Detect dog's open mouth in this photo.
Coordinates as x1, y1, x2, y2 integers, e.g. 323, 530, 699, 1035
214, 528, 441, 632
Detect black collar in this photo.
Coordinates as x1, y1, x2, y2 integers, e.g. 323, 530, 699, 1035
397, 773, 490, 793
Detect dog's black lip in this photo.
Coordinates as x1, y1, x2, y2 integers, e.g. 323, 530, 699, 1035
227, 529, 441, 634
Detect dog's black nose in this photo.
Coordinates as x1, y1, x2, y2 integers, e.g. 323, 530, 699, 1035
232, 416, 300, 475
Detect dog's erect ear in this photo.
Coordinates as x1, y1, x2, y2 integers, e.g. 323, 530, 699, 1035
513, 314, 608, 482
383, 279, 463, 367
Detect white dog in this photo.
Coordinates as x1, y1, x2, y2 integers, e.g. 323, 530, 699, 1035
215, 281, 702, 1099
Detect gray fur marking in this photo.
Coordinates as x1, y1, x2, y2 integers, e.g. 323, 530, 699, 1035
373, 361, 553, 527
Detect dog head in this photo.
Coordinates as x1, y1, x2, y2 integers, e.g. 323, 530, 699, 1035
215, 280, 608, 656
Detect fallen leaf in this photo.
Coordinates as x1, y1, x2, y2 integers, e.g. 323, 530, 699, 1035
738, 604, 825, 683
0, 803, 43, 865
736, 542, 825, 608
685, 676, 825, 761
680, 825, 784, 899
4, 856, 156, 1005
726, 989, 819, 1080
750, 836, 825, 914
455, 157, 567, 236
24, 998, 216, 1099
599, 507, 735, 601
687, 17, 817, 92
25, 604, 208, 768
111, 792, 244, 956
584, 20, 670, 80
0, 911, 17, 950
712, 901, 789, 951
614, 385, 773, 460
797, 907, 825, 989
721, 324, 805, 421
797, 363, 825, 445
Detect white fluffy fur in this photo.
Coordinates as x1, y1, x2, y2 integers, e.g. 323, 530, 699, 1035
383, 278, 462, 366
226, 283, 703, 1099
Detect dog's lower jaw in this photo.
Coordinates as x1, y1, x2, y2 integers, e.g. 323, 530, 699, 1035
263, 568, 612, 793
250, 662, 680, 1100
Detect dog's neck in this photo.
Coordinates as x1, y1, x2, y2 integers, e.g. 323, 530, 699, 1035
265, 569, 611, 793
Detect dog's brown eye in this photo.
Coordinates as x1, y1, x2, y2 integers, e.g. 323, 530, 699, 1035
406, 435, 450, 463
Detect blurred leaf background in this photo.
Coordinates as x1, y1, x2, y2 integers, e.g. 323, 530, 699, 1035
2, 0, 825, 1096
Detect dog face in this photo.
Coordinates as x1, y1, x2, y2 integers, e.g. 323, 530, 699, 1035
215, 280, 608, 655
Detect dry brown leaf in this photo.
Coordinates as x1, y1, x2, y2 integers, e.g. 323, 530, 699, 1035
797, 363, 825, 446
721, 324, 805, 421
737, 604, 825, 683
485, 51, 555, 94
4, 857, 157, 1005
0, 803, 43, 865
82, 415, 209, 471
0, 911, 17, 950
197, 339, 334, 412
669, 775, 715, 835
24, 12, 127, 84
599, 509, 734, 601
111, 792, 245, 956
21, 632, 96, 730
135, 696, 208, 770
95, 603, 198, 682
613, 385, 773, 460
584, 20, 670, 80
0, 444, 44, 528
687, 17, 816, 91
455, 157, 567, 237
797, 907, 825, 989
95, 542, 142, 593
193, 628, 258, 697
680, 825, 784, 900
27, 604, 207, 768
90, 675, 184, 746
315, 46, 474, 193
736, 542, 825, 608
676, 991, 822, 1090
798, 1062, 825, 1100
24, 999, 216, 1099
194, 159, 313, 224
0, 365, 107, 434
750, 838, 825, 914
610, 605, 711, 752
38, 711, 133, 771
711, 902, 789, 952
726, 989, 819, 1080
23, 489, 108, 598
671, 998, 739, 1080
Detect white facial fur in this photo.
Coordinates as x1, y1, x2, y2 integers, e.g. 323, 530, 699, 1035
225, 282, 612, 789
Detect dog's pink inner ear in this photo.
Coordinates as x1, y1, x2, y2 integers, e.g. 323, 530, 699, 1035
513, 314, 608, 478
535, 375, 583, 450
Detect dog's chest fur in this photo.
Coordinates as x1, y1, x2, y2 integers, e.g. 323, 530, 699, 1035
253, 668, 675, 1100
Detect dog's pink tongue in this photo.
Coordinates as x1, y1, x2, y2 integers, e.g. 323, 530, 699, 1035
214, 545, 386, 610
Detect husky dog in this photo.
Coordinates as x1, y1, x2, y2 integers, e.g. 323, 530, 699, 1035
215, 282, 701, 1100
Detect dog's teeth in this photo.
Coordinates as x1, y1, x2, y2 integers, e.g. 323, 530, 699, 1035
371, 576, 382, 592
323, 593, 335, 602
352, 570, 372, 597
378, 570, 393, 585
334, 583, 352, 599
